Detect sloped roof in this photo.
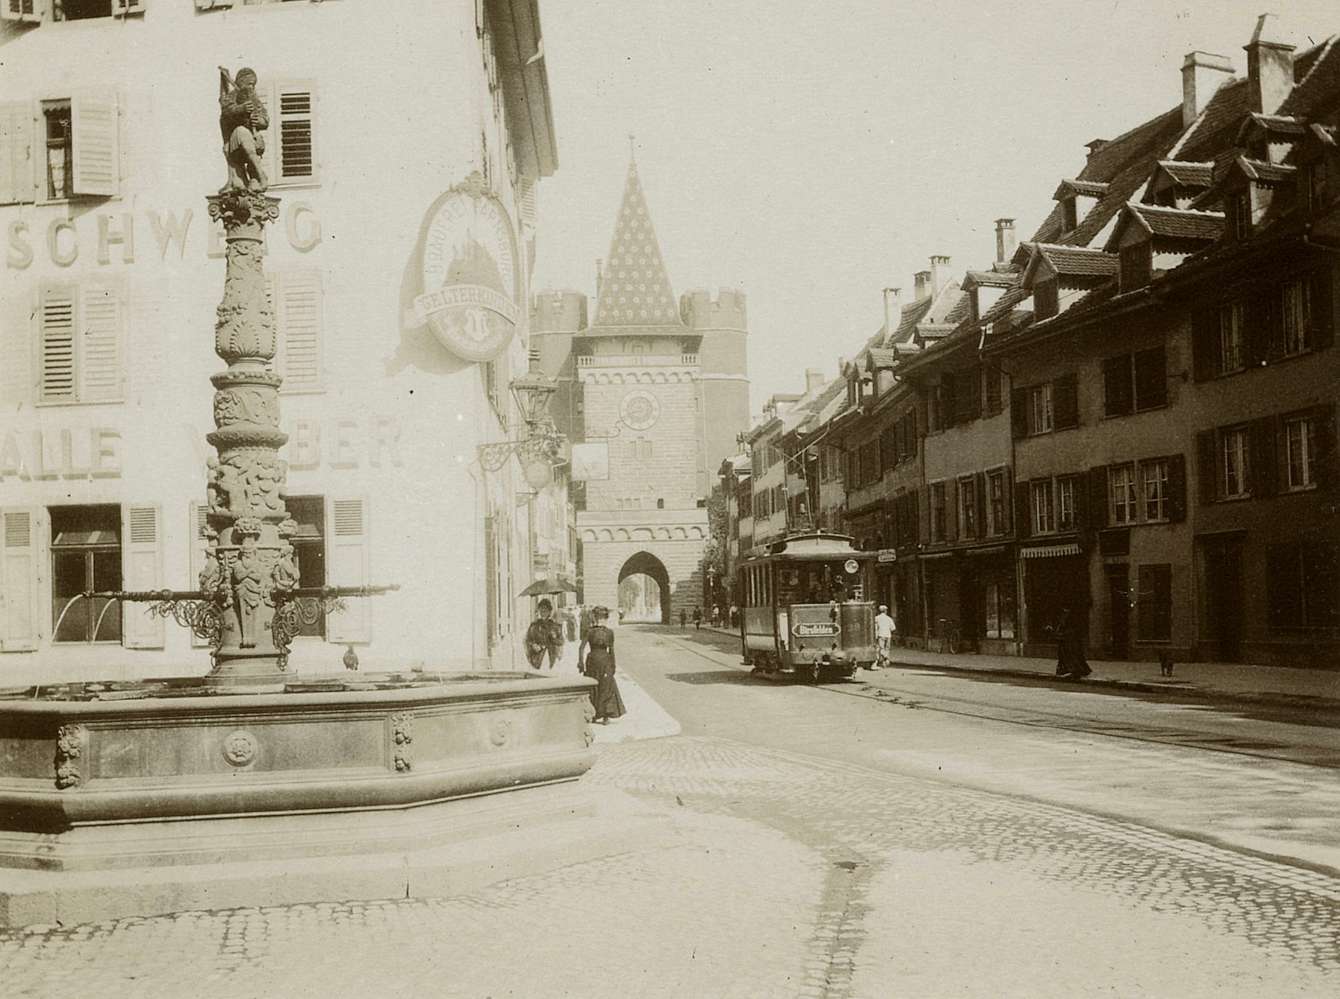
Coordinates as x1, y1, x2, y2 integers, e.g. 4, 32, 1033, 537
880, 295, 934, 347
1236, 156, 1297, 182
1031, 106, 1185, 247
1171, 77, 1251, 166
1052, 178, 1111, 200
1244, 112, 1307, 136
1034, 243, 1121, 277
1279, 35, 1340, 120
963, 268, 1018, 289
591, 159, 682, 329
1127, 203, 1225, 241
979, 284, 1030, 325
1155, 160, 1214, 188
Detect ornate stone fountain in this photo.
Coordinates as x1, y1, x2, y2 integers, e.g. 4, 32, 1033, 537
0, 70, 598, 928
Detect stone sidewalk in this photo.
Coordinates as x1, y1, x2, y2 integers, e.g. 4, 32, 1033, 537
697, 625, 1340, 712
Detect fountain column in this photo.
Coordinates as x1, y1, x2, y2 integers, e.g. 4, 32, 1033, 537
201, 190, 296, 688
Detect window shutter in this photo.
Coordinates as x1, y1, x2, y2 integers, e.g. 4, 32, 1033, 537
1167, 453, 1187, 522
974, 472, 987, 540
1250, 417, 1277, 497
1196, 429, 1217, 504
1191, 310, 1216, 381
326, 497, 371, 644
1, 2, 47, 24
1134, 346, 1167, 409
1053, 373, 1079, 429
78, 281, 123, 402
1010, 388, 1027, 439
1003, 468, 1014, 535
1314, 404, 1338, 492
121, 504, 164, 649
0, 101, 35, 205
195, 1, 234, 9
1311, 267, 1335, 350
274, 268, 323, 391
1102, 355, 1133, 417
0, 508, 39, 651
39, 283, 77, 402
1087, 466, 1108, 530
70, 90, 119, 197
274, 81, 316, 185
946, 479, 959, 542
1013, 481, 1031, 539
188, 502, 211, 647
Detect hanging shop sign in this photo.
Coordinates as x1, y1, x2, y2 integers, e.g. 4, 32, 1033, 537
415, 175, 520, 363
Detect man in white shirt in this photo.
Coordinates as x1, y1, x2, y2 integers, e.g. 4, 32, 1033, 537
873, 604, 895, 670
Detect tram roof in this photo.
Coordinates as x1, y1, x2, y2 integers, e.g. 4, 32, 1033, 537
751, 532, 871, 560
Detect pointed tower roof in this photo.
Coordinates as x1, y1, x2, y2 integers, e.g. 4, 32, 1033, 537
591, 158, 684, 331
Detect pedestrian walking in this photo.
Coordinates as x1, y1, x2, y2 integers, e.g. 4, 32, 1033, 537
693, 606, 702, 630
711, 604, 721, 628
729, 603, 739, 628
579, 606, 626, 724
679, 607, 687, 630
524, 598, 563, 670
873, 604, 895, 670
1050, 606, 1092, 680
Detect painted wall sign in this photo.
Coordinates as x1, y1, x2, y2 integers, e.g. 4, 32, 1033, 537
415, 175, 519, 363
570, 442, 610, 482
5, 202, 321, 269
0, 428, 122, 480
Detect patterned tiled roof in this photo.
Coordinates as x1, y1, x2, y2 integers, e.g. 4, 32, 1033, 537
1155, 160, 1214, 188
1127, 203, 1225, 241
1245, 112, 1307, 135
963, 268, 1018, 289
592, 159, 682, 328
1035, 243, 1120, 277
979, 285, 1030, 326
881, 296, 934, 347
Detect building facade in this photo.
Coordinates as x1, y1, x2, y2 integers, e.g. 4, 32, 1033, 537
530, 158, 750, 621
0, 0, 567, 681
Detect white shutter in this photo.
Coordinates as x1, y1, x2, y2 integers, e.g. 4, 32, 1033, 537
39, 283, 77, 402
1, 1, 47, 24
274, 80, 316, 185
70, 90, 119, 197
188, 502, 210, 647
0, 509, 39, 651
325, 496, 370, 644
78, 281, 123, 402
275, 268, 323, 391
121, 504, 163, 649
0, 102, 35, 205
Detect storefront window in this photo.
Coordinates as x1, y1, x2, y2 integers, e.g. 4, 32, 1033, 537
983, 579, 1016, 639
51, 505, 122, 644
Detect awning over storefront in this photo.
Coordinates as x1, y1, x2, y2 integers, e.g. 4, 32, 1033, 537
1020, 542, 1082, 559
965, 544, 1008, 557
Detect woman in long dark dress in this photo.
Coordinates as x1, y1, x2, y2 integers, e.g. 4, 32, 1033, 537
579, 606, 626, 723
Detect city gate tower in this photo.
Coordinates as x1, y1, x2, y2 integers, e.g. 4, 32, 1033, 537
531, 157, 749, 621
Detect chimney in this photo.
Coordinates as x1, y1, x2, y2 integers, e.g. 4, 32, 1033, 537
1182, 50, 1235, 127
804, 368, 825, 395
913, 270, 933, 301
882, 287, 901, 334
994, 218, 1016, 264
929, 255, 951, 295
1245, 14, 1295, 115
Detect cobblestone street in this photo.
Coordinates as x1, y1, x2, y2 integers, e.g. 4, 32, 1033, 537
3, 731, 1337, 998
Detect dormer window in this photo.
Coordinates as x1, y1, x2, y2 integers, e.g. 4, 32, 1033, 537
1034, 279, 1059, 319
1120, 243, 1152, 291
1231, 190, 1251, 240
1061, 197, 1078, 232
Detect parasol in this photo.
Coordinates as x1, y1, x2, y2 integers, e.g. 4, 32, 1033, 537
518, 577, 578, 597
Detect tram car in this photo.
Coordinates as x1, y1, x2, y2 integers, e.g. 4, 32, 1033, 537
736, 532, 878, 681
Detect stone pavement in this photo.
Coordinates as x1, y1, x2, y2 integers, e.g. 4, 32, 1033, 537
700, 625, 1340, 711
3, 733, 1337, 998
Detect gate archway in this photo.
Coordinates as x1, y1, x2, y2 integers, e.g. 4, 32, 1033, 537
618, 551, 672, 625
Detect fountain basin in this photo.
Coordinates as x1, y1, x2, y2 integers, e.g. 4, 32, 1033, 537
0, 671, 603, 925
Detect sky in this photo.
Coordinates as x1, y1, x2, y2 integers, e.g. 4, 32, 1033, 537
528, 0, 1339, 414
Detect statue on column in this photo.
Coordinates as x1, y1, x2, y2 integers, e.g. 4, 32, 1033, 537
218, 66, 270, 193
232, 536, 267, 648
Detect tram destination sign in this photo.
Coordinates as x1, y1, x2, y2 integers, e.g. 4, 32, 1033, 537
793, 621, 840, 638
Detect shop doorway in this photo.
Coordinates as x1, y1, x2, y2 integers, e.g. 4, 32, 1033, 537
1105, 564, 1130, 659
1201, 535, 1244, 661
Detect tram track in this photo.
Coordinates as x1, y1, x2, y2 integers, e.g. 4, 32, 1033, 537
653, 631, 1340, 770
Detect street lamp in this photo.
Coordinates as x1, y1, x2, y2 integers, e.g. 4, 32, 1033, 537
477, 348, 565, 481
